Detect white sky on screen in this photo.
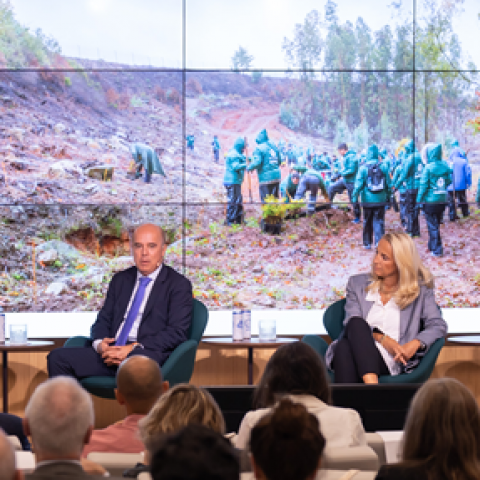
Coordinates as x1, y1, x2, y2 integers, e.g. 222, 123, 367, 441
8, 0, 480, 70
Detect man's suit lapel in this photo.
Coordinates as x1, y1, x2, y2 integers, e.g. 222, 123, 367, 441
141, 264, 168, 321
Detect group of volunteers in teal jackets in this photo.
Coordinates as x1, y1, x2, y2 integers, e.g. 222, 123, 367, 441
134, 128, 477, 257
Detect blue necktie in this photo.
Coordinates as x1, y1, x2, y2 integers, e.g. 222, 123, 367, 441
115, 276, 152, 346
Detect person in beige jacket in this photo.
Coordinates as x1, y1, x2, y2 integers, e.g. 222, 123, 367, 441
235, 342, 366, 451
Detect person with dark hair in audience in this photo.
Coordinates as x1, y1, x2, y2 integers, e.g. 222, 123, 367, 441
82, 355, 168, 456
0, 428, 23, 480
326, 232, 447, 384
250, 398, 325, 480
235, 341, 366, 450
149, 424, 240, 480
376, 378, 480, 480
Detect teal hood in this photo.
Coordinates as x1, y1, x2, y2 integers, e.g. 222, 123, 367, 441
256, 129, 269, 144
234, 137, 245, 154
451, 139, 459, 148
404, 140, 414, 155
427, 144, 442, 163
379, 149, 387, 159
366, 144, 380, 162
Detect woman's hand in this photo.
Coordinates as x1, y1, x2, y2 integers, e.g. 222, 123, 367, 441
381, 336, 408, 365
401, 339, 422, 361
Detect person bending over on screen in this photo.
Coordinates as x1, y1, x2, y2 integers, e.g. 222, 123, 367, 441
325, 232, 447, 384
375, 378, 480, 480
47, 223, 193, 379
250, 398, 325, 480
235, 341, 367, 451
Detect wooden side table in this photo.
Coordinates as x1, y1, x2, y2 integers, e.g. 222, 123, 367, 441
201, 337, 298, 385
0, 341, 54, 412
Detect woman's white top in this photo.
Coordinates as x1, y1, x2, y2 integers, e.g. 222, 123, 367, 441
365, 288, 401, 375
235, 394, 367, 451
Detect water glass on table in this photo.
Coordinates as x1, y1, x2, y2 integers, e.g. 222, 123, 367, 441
10, 324, 28, 344
258, 320, 276, 342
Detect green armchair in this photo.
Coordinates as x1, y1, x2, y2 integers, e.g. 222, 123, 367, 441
302, 298, 445, 384
63, 298, 208, 398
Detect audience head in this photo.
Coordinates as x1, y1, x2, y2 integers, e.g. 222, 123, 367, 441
370, 232, 433, 309
115, 355, 168, 415
253, 341, 331, 408
149, 424, 239, 480
23, 376, 94, 461
0, 429, 22, 480
139, 384, 225, 455
132, 223, 167, 275
401, 378, 480, 478
250, 399, 325, 480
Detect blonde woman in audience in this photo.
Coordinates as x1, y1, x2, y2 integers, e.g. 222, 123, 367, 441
235, 341, 367, 451
376, 378, 480, 480
250, 398, 325, 480
124, 384, 226, 478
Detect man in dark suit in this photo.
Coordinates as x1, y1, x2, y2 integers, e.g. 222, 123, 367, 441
24, 377, 122, 479
47, 224, 193, 379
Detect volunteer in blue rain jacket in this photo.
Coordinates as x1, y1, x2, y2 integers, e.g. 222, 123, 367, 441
416, 143, 452, 257
447, 147, 471, 221
352, 144, 391, 249
223, 138, 247, 225
212, 135, 221, 163
247, 129, 281, 202
186, 134, 195, 151
393, 140, 423, 237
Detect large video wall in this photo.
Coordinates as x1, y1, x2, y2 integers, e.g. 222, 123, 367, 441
1, 0, 479, 314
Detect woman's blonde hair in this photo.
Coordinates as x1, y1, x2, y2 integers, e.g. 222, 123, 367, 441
400, 378, 480, 480
138, 384, 225, 451
368, 232, 433, 309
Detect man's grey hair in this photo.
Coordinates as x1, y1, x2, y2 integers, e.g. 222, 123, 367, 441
25, 376, 94, 457
0, 429, 16, 480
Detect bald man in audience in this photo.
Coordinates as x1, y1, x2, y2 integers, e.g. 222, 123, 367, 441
0, 428, 23, 480
83, 355, 168, 456
47, 223, 193, 380
23, 377, 122, 479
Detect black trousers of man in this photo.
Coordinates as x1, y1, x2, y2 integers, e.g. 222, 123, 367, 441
259, 182, 279, 203
448, 190, 469, 221
362, 205, 385, 248
225, 184, 243, 225
332, 317, 389, 383
424, 203, 446, 256
405, 188, 420, 236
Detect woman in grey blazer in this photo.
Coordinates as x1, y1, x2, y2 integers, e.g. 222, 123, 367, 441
325, 232, 447, 383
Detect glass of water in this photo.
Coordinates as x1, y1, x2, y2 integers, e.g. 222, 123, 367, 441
10, 324, 28, 344
258, 320, 276, 342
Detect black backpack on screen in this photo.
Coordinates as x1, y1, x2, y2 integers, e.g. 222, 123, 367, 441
367, 163, 385, 193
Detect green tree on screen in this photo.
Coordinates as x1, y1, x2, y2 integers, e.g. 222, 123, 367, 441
231, 46, 254, 72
